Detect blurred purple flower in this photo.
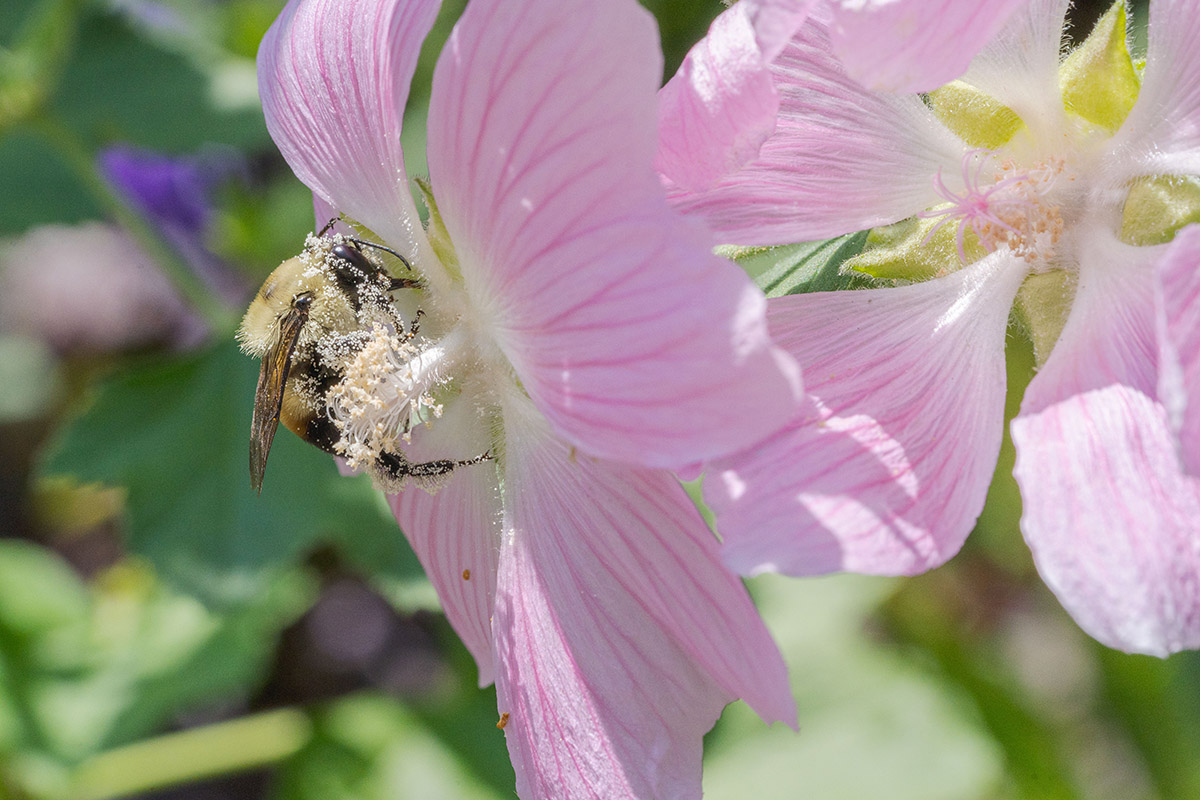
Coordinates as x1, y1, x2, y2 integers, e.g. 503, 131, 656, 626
100, 145, 246, 303
101, 146, 217, 235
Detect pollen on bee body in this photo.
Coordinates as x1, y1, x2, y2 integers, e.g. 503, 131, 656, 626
326, 322, 448, 469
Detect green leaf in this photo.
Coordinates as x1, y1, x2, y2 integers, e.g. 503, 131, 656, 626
0, 541, 312, 796
0, 128, 103, 234
1094, 647, 1200, 800
722, 231, 871, 299
0, 540, 87, 639
49, 10, 270, 153
704, 575, 1006, 800
273, 693, 510, 800
98, 566, 316, 749
40, 341, 426, 607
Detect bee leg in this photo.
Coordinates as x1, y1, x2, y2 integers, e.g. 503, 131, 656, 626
405, 308, 425, 339
389, 276, 422, 291
376, 449, 493, 483
317, 216, 341, 236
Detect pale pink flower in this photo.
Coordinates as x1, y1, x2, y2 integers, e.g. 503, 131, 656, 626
0, 222, 200, 353
656, 0, 1030, 191
258, 0, 801, 795
661, 0, 1200, 656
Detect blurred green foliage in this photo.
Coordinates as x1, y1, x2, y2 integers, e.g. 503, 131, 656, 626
1, 0, 1197, 799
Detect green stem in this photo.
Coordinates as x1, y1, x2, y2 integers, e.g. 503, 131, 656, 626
0, 0, 84, 132
32, 115, 238, 333
69, 707, 311, 800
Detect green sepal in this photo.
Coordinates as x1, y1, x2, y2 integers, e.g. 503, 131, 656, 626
413, 175, 461, 281
844, 214, 983, 282
1059, 1, 1139, 133
1012, 269, 1077, 367
928, 81, 1023, 149
1119, 174, 1200, 246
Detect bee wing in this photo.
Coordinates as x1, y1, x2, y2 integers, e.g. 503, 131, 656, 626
249, 306, 307, 493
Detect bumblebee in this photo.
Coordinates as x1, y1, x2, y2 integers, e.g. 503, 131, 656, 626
238, 230, 487, 493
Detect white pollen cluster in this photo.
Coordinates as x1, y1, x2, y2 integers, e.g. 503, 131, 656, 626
325, 323, 446, 469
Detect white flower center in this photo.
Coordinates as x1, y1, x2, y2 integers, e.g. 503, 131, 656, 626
922, 150, 1072, 267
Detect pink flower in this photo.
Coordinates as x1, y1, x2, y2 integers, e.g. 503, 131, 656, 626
656, 0, 1030, 191
660, 0, 1200, 657
258, 0, 802, 795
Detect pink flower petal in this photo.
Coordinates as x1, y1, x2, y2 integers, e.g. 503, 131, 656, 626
1013, 230, 1200, 656
427, 0, 800, 469
1109, 0, 1200, 178
955, 0, 1068, 133
667, 12, 966, 245
829, 0, 1031, 93
387, 398, 502, 686
1155, 226, 1200, 475
257, 0, 437, 260
655, 0, 816, 192
493, 401, 794, 799
709, 253, 1028, 576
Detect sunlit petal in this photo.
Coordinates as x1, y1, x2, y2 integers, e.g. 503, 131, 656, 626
1014, 229, 1200, 656
711, 253, 1026, 576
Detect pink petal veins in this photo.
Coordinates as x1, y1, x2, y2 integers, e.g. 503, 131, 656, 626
711, 253, 1028, 577
955, 0, 1069, 134
829, 0, 1032, 94
427, 0, 801, 469
493, 401, 794, 799
1108, 0, 1200, 179
656, 0, 817, 192
1155, 225, 1200, 475
666, 12, 965, 245
257, 0, 438, 262
387, 398, 502, 687
1014, 228, 1200, 656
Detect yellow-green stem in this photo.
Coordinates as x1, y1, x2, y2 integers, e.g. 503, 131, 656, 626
69, 707, 311, 800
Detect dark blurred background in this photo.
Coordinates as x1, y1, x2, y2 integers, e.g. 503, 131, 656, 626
3, 1, 1198, 799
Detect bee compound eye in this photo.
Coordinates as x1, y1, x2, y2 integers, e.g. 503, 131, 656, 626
293, 292, 314, 310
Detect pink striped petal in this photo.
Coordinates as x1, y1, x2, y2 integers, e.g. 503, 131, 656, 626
955, 0, 1068, 133
667, 11, 966, 245
656, 0, 816, 191
1109, 0, 1200, 179
427, 0, 800, 469
257, 0, 437, 261
1013, 230, 1200, 656
493, 401, 794, 799
709, 253, 1028, 576
829, 0, 1031, 93
1155, 226, 1200, 475
387, 398, 501, 686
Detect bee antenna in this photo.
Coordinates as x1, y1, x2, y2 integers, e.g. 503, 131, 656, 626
317, 216, 341, 237
345, 239, 413, 271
